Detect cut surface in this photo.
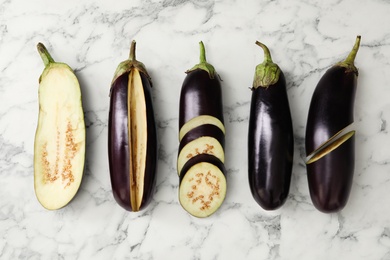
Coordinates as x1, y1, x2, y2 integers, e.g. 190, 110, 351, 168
179, 115, 225, 141
179, 162, 226, 218
307, 131, 355, 164
177, 136, 224, 175
128, 69, 147, 211
34, 64, 85, 210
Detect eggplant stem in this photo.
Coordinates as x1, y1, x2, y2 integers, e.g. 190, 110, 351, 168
129, 40, 136, 61
37, 43, 55, 67
255, 41, 273, 63
199, 41, 207, 63
343, 35, 361, 65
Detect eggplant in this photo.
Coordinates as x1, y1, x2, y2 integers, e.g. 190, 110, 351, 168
179, 154, 226, 218
177, 124, 225, 175
177, 41, 226, 217
247, 41, 294, 210
305, 36, 361, 213
34, 43, 86, 210
108, 41, 157, 212
178, 42, 224, 134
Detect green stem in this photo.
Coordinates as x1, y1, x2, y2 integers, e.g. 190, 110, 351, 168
343, 35, 361, 65
37, 43, 55, 67
129, 40, 136, 61
199, 41, 206, 63
255, 41, 273, 63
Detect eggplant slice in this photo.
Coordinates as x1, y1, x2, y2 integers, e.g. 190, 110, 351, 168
179, 115, 225, 141
34, 43, 85, 210
179, 155, 227, 218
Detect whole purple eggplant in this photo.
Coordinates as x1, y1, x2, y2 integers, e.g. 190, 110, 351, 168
248, 41, 294, 210
108, 41, 157, 212
305, 36, 361, 213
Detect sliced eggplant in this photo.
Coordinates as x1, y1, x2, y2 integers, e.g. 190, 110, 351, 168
34, 43, 86, 210
248, 41, 294, 210
305, 36, 361, 213
108, 41, 157, 212
177, 136, 224, 175
177, 42, 226, 217
179, 115, 225, 141
179, 154, 227, 218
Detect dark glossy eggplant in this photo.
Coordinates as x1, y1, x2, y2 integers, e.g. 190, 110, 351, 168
108, 41, 157, 212
177, 124, 225, 175
179, 154, 226, 218
305, 36, 361, 213
179, 42, 224, 131
248, 41, 294, 210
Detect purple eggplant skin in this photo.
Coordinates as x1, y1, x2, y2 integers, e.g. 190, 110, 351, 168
179, 70, 223, 128
178, 124, 225, 152
179, 42, 224, 129
305, 36, 361, 213
108, 41, 157, 212
248, 41, 294, 211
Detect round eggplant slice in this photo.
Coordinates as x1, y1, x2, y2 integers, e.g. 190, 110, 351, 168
177, 136, 224, 175
179, 155, 226, 218
179, 124, 225, 151
179, 115, 225, 141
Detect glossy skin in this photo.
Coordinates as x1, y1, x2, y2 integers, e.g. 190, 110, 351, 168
305, 66, 357, 213
108, 72, 157, 211
179, 69, 224, 129
178, 124, 225, 152
248, 72, 294, 210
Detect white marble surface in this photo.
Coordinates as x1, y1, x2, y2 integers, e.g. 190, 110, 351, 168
1, 0, 390, 259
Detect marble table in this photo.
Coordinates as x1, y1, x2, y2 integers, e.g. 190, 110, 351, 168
1, 0, 390, 259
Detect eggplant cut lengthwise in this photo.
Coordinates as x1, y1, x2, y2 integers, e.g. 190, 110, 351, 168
305, 36, 361, 213
34, 43, 86, 210
108, 41, 157, 212
248, 41, 294, 210
178, 41, 226, 218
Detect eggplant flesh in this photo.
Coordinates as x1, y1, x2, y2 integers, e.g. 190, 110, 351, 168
179, 115, 225, 141
305, 36, 361, 213
108, 45, 157, 212
179, 154, 226, 218
177, 136, 224, 175
34, 43, 85, 210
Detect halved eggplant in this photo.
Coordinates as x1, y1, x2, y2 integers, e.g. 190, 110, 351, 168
247, 41, 294, 211
34, 43, 86, 210
108, 41, 157, 212
305, 36, 361, 213
179, 154, 227, 218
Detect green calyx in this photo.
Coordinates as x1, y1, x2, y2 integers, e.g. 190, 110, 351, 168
37, 43, 55, 67
252, 41, 281, 89
336, 35, 361, 75
186, 41, 216, 79
111, 40, 151, 85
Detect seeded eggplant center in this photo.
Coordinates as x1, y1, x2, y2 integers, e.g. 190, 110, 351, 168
40, 121, 78, 188
186, 171, 221, 211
